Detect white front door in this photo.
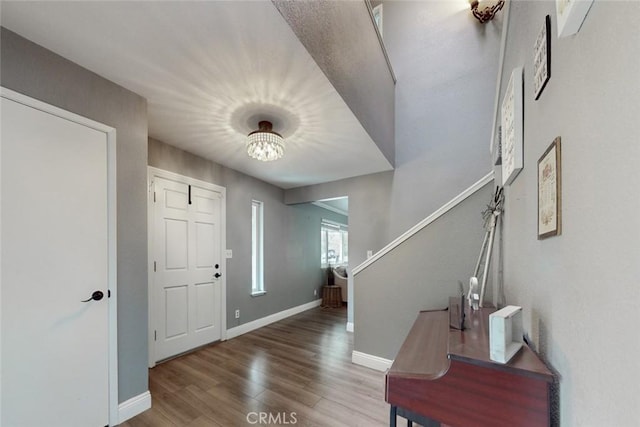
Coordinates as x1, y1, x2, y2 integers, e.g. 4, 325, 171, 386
151, 172, 224, 362
1, 91, 115, 426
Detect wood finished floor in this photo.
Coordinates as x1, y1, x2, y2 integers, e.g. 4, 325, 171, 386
120, 306, 395, 427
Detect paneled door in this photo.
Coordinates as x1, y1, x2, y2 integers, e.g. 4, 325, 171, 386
1, 90, 116, 426
151, 172, 225, 362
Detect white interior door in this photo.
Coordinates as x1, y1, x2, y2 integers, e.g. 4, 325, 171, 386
152, 173, 224, 362
1, 92, 114, 426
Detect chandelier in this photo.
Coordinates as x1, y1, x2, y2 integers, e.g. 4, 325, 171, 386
247, 121, 284, 162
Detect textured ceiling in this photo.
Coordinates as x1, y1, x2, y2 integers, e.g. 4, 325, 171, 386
1, 1, 393, 189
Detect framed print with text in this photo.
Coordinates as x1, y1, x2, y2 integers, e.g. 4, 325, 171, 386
501, 67, 524, 186
538, 137, 562, 239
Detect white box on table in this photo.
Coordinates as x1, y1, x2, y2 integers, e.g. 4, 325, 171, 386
489, 305, 523, 364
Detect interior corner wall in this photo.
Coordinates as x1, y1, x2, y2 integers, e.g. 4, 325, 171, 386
284, 171, 394, 325
1, 28, 149, 403
148, 138, 324, 328
284, 1, 501, 327
383, 1, 501, 237
495, 2, 640, 425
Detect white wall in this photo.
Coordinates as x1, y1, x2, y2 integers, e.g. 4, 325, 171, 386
495, 1, 640, 425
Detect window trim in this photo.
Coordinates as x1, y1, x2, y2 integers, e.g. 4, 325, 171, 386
321, 218, 348, 267
251, 200, 265, 296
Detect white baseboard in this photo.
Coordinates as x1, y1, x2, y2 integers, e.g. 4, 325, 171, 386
351, 350, 393, 372
346, 322, 354, 332
226, 299, 322, 340
118, 390, 151, 424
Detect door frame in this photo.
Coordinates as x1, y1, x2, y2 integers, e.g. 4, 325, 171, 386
147, 166, 227, 367
0, 87, 119, 424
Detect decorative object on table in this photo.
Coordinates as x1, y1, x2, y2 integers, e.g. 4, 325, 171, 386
451, 284, 467, 330
533, 15, 551, 100
489, 305, 524, 364
468, 277, 480, 311
501, 67, 524, 186
469, 0, 505, 24
326, 266, 335, 286
556, 0, 594, 38
538, 137, 562, 239
469, 186, 504, 308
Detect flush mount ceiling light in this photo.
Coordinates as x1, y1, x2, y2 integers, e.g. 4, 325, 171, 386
469, 0, 505, 24
247, 120, 284, 162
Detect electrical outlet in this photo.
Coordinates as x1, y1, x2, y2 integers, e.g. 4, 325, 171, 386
314, 289, 317, 296
235, 309, 240, 319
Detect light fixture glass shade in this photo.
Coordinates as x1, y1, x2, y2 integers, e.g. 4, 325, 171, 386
247, 121, 284, 161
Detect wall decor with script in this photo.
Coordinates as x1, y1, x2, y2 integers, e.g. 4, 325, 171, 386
501, 67, 524, 186
538, 137, 562, 239
533, 15, 551, 100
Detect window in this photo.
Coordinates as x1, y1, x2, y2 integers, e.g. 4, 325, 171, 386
251, 200, 264, 295
321, 219, 348, 266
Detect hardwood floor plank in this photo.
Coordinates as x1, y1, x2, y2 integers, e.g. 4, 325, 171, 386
121, 307, 391, 426
314, 397, 385, 427
254, 389, 349, 427
185, 415, 223, 427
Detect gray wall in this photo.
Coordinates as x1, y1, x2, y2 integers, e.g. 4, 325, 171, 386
273, 0, 396, 166
1, 28, 149, 403
384, 0, 501, 237
149, 138, 335, 327
355, 182, 493, 359
288, 203, 348, 296
494, 2, 640, 425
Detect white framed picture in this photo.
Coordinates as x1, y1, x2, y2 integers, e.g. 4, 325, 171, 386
501, 67, 524, 186
556, 0, 594, 37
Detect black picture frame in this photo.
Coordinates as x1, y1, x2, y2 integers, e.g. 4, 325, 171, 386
534, 15, 551, 100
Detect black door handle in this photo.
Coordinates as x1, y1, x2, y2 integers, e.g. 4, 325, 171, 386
214, 273, 221, 278
81, 290, 104, 302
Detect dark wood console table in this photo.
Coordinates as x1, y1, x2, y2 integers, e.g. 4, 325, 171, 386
385, 304, 553, 427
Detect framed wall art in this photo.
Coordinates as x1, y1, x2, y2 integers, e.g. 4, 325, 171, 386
556, 0, 594, 38
538, 137, 562, 239
533, 15, 551, 100
501, 67, 524, 186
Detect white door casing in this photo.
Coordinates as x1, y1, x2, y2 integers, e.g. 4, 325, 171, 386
148, 168, 226, 364
0, 88, 118, 426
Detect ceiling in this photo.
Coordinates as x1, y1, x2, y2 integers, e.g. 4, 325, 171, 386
1, 1, 393, 189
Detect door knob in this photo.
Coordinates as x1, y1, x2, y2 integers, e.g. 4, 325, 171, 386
214, 273, 221, 279
81, 290, 104, 302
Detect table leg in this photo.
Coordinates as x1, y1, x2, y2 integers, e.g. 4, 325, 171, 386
390, 405, 397, 427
